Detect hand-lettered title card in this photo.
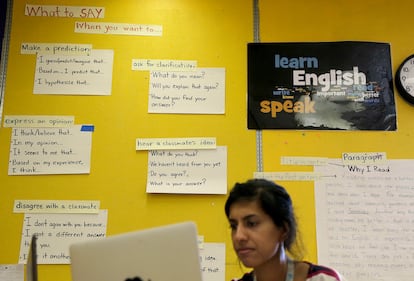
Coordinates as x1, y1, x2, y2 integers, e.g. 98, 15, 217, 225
148, 68, 225, 114
25, 5, 105, 18
146, 146, 227, 194
8, 125, 93, 175
33, 49, 113, 95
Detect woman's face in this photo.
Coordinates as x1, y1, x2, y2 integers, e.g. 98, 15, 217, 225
228, 200, 285, 268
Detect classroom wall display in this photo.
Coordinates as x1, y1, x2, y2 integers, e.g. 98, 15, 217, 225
0, 1, 255, 281
2, 1, 414, 281
248, 42, 396, 130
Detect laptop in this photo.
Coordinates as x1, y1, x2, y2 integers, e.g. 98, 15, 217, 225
69, 221, 203, 281
26, 234, 38, 281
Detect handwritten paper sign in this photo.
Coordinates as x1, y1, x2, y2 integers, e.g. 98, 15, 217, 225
132, 59, 197, 71
342, 152, 387, 165
136, 137, 216, 150
0, 265, 23, 281
315, 159, 414, 281
25, 5, 105, 18
254, 171, 320, 181
14, 200, 100, 214
146, 146, 227, 194
33, 49, 113, 95
8, 125, 93, 175
280, 156, 328, 166
21, 43, 92, 55
75, 22, 162, 36
148, 68, 225, 114
3, 115, 74, 128
19, 210, 108, 264
200, 243, 225, 281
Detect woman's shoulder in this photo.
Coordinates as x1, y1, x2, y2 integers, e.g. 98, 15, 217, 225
303, 262, 343, 281
230, 263, 345, 281
231, 272, 253, 281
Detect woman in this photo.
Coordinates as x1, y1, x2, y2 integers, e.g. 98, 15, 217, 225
225, 179, 344, 281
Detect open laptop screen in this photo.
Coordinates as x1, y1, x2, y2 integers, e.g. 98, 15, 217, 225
70, 221, 203, 281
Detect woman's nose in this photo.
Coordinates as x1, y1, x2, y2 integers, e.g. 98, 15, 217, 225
233, 225, 247, 241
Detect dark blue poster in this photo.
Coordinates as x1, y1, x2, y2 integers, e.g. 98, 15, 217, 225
248, 42, 396, 130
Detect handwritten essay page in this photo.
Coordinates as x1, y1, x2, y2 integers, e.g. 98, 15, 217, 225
148, 68, 225, 114
146, 146, 227, 194
19, 210, 107, 264
314, 159, 414, 281
33, 49, 113, 95
8, 125, 93, 175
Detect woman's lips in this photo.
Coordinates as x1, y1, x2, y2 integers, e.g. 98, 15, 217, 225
237, 247, 254, 256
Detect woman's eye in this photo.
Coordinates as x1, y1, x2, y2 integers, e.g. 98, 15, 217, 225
247, 221, 258, 227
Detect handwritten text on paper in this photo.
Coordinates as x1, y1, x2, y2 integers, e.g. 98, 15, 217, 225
8, 125, 92, 175
132, 59, 197, 71
148, 68, 225, 114
315, 159, 414, 281
200, 243, 225, 281
19, 210, 107, 264
136, 137, 216, 150
146, 146, 227, 194
14, 200, 100, 214
3, 115, 74, 128
75, 22, 162, 36
25, 5, 104, 18
21, 43, 92, 56
33, 50, 113, 95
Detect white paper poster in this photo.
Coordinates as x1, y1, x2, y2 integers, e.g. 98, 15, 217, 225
146, 146, 227, 194
33, 49, 113, 95
200, 243, 225, 281
148, 68, 225, 114
19, 210, 108, 264
315, 159, 414, 281
8, 125, 93, 175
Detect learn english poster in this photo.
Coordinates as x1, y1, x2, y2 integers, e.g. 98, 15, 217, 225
248, 42, 397, 130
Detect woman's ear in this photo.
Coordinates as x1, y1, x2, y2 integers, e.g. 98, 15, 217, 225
281, 222, 290, 241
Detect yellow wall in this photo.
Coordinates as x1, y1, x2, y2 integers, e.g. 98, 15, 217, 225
259, 0, 414, 264
1, 1, 414, 281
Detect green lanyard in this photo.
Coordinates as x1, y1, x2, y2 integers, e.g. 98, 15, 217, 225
286, 259, 294, 281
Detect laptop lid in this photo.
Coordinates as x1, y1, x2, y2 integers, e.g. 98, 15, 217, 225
69, 221, 203, 281
26, 235, 38, 281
